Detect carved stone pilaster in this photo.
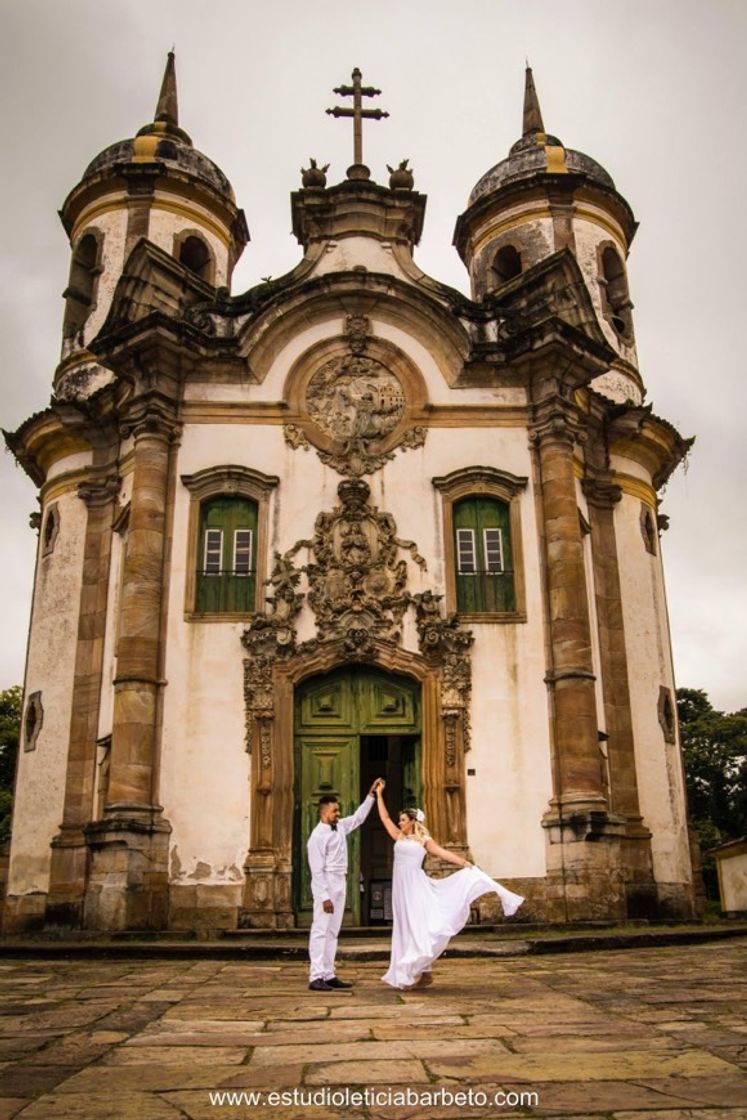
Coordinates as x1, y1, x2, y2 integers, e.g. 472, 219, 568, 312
531, 394, 606, 822
119, 393, 181, 446
48, 468, 120, 928
529, 396, 588, 452
86, 391, 178, 929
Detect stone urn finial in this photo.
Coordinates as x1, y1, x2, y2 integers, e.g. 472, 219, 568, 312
301, 158, 329, 188
387, 159, 414, 190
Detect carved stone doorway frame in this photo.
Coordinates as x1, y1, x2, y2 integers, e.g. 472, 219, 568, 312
240, 638, 468, 928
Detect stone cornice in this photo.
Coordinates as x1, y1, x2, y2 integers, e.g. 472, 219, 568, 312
3, 407, 98, 488
432, 465, 528, 498
77, 473, 122, 509
181, 464, 279, 499
608, 405, 694, 491
453, 171, 638, 265
291, 179, 427, 250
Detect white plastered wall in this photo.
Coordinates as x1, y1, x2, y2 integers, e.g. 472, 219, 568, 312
614, 479, 691, 888
148, 194, 230, 287
573, 216, 639, 370
160, 382, 552, 884
8, 487, 87, 895
69, 203, 129, 351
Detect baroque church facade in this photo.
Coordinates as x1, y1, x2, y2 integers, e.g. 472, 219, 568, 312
4, 57, 697, 932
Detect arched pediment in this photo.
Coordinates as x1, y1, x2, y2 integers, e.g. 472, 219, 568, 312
234, 271, 471, 387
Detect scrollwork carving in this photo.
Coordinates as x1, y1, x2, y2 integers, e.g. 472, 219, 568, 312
283, 424, 310, 451
414, 590, 474, 752
345, 314, 370, 355
302, 478, 425, 647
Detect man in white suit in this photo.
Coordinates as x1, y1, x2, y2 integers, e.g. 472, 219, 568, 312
307, 781, 380, 991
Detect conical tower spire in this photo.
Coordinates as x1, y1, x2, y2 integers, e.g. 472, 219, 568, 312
155, 50, 179, 126
522, 64, 545, 136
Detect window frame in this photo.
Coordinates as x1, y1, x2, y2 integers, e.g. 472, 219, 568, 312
181, 465, 279, 622
433, 467, 528, 623
62, 228, 103, 340
596, 240, 634, 344
173, 229, 216, 285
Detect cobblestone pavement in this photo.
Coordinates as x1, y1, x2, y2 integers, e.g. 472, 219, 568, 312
0, 938, 744, 1119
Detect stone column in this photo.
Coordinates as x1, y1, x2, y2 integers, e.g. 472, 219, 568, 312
46, 473, 120, 927
583, 474, 656, 914
531, 404, 607, 816
84, 405, 177, 930
532, 398, 625, 921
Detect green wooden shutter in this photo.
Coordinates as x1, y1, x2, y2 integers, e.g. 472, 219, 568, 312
454, 497, 515, 612
197, 496, 257, 613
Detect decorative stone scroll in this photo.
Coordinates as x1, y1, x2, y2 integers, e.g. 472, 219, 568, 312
414, 590, 474, 757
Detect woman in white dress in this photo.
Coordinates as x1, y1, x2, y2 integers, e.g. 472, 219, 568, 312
373, 780, 524, 990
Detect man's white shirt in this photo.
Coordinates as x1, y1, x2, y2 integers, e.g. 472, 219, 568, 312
307, 795, 375, 901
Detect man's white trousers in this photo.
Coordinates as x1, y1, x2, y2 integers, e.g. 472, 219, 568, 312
308, 875, 347, 981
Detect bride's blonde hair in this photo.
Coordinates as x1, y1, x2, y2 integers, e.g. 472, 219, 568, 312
401, 807, 430, 844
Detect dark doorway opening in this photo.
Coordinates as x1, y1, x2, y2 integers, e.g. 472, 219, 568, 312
359, 734, 419, 925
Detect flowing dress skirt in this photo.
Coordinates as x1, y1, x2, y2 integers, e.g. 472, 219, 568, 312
382, 838, 524, 989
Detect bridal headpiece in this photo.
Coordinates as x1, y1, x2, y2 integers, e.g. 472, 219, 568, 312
414, 808, 425, 823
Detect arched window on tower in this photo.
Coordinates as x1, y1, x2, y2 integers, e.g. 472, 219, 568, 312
492, 244, 522, 287
599, 246, 633, 339
62, 232, 101, 339
196, 495, 258, 613
177, 234, 214, 283
453, 496, 515, 614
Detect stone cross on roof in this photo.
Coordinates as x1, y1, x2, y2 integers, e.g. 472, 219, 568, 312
326, 67, 389, 181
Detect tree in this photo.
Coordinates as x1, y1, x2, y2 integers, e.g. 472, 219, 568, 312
0, 686, 21, 842
677, 687, 747, 898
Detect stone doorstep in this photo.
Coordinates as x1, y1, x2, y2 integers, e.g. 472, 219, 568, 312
0, 925, 745, 960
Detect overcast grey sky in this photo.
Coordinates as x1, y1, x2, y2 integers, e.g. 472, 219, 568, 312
1, 0, 745, 712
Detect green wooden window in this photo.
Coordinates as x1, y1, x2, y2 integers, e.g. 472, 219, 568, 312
454, 496, 515, 613
197, 496, 257, 613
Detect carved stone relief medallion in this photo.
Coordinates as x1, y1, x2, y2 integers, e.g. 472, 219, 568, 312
284, 336, 427, 477
305, 355, 407, 474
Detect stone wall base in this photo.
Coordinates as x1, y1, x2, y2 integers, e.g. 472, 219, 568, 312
169, 883, 242, 933
239, 851, 294, 929
83, 808, 171, 931
655, 881, 698, 920
45, 831, 90, 929
2, 892, 47, 933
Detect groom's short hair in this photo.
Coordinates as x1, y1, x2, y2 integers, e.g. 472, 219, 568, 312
318, 794, 338, 808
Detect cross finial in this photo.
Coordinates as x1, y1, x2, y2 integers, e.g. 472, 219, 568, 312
326, 67, 389, 181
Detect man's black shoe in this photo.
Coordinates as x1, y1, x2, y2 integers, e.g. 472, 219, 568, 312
308, 978, 333, 991
326, 976, 353, 989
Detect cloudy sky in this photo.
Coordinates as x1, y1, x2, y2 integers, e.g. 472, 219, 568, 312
1, 0, 745, 712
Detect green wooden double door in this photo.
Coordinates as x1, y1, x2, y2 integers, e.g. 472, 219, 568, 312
294, 667, 421, 926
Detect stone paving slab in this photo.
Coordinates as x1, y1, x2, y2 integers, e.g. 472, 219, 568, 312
0, 939, 742, 1117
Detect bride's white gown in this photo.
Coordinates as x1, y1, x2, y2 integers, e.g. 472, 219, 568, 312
381, 838, 524, 989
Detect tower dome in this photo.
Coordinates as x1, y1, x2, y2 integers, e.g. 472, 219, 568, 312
453, 67, 641, 397
57, 52, 248, 363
